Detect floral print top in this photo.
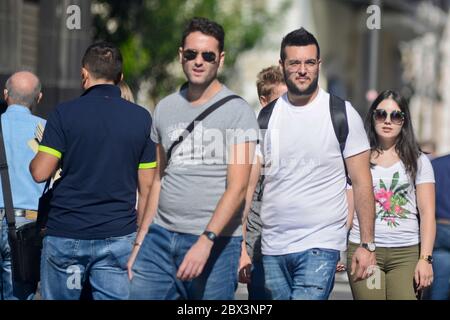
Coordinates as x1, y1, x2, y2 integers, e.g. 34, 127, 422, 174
349, 154, 435, 247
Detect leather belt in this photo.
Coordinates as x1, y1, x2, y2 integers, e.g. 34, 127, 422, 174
0, 209, 37, 218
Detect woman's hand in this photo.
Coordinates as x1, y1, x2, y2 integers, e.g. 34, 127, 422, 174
414, 259, 433, 291
127, 243, 141, 281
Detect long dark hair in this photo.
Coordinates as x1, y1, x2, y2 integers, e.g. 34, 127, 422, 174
364, 90, 421, 181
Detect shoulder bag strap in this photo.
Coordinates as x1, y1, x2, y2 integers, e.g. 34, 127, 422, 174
166, 94, 241, 163
0, 115, 17, 240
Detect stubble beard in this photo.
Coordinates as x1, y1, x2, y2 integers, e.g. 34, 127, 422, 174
284, 69, 319, 96
184, 63, 219, 88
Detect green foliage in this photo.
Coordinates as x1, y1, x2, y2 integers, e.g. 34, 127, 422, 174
92, 0, 288, 103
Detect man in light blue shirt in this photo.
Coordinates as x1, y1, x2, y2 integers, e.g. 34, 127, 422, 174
0, 71, 46, 300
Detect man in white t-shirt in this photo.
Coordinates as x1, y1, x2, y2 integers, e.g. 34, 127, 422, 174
257, 28, 377, 300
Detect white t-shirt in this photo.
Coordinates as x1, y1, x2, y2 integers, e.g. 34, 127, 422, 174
260, 88, 370, 255
349, 154, 435, 247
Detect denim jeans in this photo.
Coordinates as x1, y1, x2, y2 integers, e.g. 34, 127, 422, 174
424, 223, 450, 300
247, 259, 270, 300
263, 248, 339, 300
0, 217, 37, 300
40, 232, 135, 300
130, 223, 242, 300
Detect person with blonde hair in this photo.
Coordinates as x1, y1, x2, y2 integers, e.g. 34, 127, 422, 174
118, 81, 135, 103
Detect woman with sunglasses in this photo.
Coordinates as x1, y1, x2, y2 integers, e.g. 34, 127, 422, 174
346, 90, 436, 300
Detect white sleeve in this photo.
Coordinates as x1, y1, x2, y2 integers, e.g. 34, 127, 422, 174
343, 102, 370, 158
416, 153, 435, 185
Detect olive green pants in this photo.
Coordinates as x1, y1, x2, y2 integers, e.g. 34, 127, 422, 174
346, 242, 419, 300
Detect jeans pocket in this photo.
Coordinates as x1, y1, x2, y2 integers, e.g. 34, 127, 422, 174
106, 233, 135, 270
44, 236, 80, 270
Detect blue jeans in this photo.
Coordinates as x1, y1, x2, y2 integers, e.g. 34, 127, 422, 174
247, 259, 270, 300
130, 223, 242, 300
263, 248, 340, 300
40, 232, 135, 300
424, 223, 450, 300
0, 218, 36, 300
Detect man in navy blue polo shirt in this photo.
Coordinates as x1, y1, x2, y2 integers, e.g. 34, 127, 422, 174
30, 42, 156, 300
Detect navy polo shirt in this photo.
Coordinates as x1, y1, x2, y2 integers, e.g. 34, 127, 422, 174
39, 84, 156, 239
432, 154, 450, 220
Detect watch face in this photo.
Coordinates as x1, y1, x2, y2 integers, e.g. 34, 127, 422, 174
368, 243, 376, 252
203, 231, 216, 241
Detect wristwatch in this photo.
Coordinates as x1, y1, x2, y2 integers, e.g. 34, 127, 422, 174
420, 255, 433, 264
202, 230, 217, 243
360, 242, 376, 252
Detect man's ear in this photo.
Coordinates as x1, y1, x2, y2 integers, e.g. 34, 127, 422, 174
259, 95, 268, 107
37, 92, 43, 105
81, 67, 89, 79
179, 47, 184, 64
3, 89, 8, 101
81, 67, 89, 88
218, 51, 225, 69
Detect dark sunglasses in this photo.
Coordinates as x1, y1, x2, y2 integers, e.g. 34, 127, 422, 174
182, 49, 217, 63
373, 109, 405, 125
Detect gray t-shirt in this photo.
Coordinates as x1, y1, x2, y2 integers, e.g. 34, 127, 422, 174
151, 85, 259, 236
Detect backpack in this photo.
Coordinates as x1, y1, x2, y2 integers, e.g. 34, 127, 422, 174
256, 94, 350, 201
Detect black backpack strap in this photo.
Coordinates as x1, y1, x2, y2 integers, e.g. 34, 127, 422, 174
257, 98, 278, 130
329, 94, 351, 185
255, 98, 278, 201
166, 94, 241, 163
0, 116, 17, 241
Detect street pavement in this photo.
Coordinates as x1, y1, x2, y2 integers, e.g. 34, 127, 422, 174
235, 269, 353, 300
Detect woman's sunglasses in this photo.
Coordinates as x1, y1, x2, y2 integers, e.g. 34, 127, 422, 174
373, 109, 405, 125
182, 49, 217, 63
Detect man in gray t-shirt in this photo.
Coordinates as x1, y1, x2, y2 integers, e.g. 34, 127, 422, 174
129, 17, 258, 300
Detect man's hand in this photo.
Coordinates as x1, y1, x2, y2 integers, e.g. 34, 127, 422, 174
177, 236, 213, 281
238, 245, 252, 284
336, 261, 346, 272
351, 247, 377, 281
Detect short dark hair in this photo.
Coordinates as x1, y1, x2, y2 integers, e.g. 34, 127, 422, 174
82, 42, 123, 84
280, 27, 320, 61
256, 66, 285, 98
181, 17, 225, 52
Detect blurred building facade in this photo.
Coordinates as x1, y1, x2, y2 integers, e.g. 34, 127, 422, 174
0, 0, 92, 118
